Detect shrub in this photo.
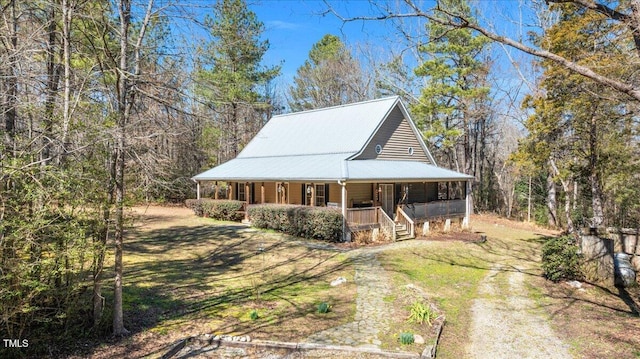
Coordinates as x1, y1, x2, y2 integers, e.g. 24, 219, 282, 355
185, 199, 244, 222
407, 301, 436, 326
249, 309, 259, 321
248, 204, 343, 242
317, 302, 331, 314
399, 332, 415, 345
541, 235, 582, 282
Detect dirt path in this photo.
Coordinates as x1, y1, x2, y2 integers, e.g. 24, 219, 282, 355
467, 264, 571, 359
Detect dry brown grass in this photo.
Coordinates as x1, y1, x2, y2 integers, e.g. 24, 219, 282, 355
81, 206, 356, 359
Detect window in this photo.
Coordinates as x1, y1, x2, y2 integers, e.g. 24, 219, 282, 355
315, 184, 325, 206
408, 147, 414, 155
375, 144, 382, 154
238, 182, 246, 201
305, 183, 325, 206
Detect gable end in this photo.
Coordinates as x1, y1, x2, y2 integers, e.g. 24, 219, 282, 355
354, 105, 432, 164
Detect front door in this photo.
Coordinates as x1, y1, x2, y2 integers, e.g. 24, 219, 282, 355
380, 184, 394, 217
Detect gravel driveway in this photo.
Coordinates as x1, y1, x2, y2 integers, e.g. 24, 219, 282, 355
467, 264, 572, 359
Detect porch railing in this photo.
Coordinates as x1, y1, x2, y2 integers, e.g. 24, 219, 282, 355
403, 199, 466, 220
396, 206, 415, 238
377, 207, 396, 241
346, 207, 378, 227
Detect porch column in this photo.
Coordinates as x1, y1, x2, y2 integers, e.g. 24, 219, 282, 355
214, 182, 219, 200
245, 183, 250, 204
372, 183, 377, 206
340, 181, 348, 241
196, 181, 201, 200
229, 183, 234, 200
463, 180, 471, 229
260, 182, 265, 204
310, 183, 315, 206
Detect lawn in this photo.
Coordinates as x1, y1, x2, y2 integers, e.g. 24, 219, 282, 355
83, 208, 640, 358
86, 206, 356, 358
377, 214, 640, 358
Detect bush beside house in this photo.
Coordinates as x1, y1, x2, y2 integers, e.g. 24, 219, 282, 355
248, 204, 343, 242
185, 199, 244, 222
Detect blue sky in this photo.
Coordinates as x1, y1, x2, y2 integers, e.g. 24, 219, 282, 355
250, 0, 407, 83
175, 0, 537, 111
247, 0, 536, 92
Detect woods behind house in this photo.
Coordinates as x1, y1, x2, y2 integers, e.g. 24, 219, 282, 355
1, 0, 639, 356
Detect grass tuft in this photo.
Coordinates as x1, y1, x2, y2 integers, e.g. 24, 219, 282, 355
399, 332, 414, 345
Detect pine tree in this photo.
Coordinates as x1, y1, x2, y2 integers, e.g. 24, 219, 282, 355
519, 2, 640, 228
411, 0, 491, 173
288, 34, 370, 111
196, 0, 280, 164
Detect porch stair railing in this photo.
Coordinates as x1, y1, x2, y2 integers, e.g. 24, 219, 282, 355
346, 206, 418, 241
377, 207, 396, 241
396, 206, 415, 240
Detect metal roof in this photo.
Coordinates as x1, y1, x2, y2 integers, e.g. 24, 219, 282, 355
193, 154, 348, 181
344, 160, 473, 182
238, 97, 400, 158
193, 97, 472, 183
193, 156, 472, 182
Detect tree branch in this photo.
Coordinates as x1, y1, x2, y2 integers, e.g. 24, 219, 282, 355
547, 0, 640, 55
325, 0, 640, 102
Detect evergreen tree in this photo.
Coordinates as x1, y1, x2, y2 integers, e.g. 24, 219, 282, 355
410, 0, 493, 211
196, 0, 280, 164
288, 34, 370, 111
519, 2, 640, 228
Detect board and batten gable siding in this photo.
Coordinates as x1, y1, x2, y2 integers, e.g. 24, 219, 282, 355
355, 106, 431, 163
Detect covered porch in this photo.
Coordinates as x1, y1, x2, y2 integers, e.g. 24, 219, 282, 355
194, 179, 471, 240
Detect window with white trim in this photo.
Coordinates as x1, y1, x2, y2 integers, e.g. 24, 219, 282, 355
315, 184, 325, 206
304, 183, 325, 206
238, 182, 246, 201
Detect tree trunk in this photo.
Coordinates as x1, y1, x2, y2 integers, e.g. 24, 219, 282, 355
43, 2, 60, 164
547, 167, 558, 228
112, 0, 154, 335
113, 0, 130, 337
589, 114, 605, 227
550, 159, 575, 233
3, 0, 18, 148
231, 102, 239, 158
60, 0, 73, 162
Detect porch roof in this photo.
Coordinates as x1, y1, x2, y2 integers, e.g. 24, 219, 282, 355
344, 160, 474, 182
192, 153, 347, 182
192, 156, 473, 183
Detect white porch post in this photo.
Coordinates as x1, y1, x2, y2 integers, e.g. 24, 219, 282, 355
463, 180, 471, 229
340, 181, 349, 242
310, 183, 315, 206
196, 181, 201, 200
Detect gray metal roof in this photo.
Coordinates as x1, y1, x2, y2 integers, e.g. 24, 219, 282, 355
238, 97, 399, 158
344, 160, 473, 182
193, 154, 348, 181
193, 156, 472, 182
193, 97, 472, 183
